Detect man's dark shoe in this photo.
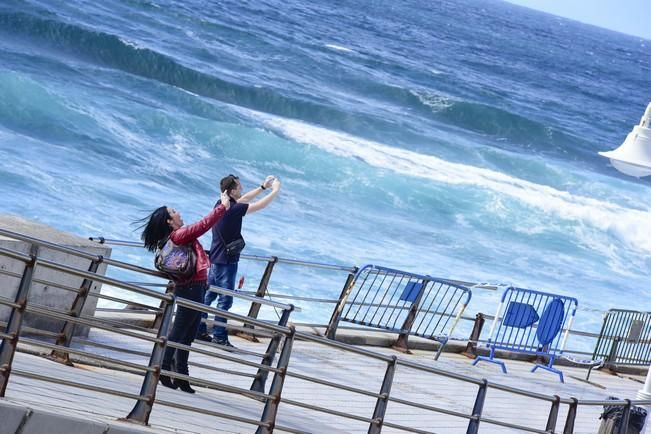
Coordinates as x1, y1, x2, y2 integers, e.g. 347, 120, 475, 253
196, 333, 212, 342
173, 379, 195, 394
211, 337, 236, 350
159, 374, 178, 390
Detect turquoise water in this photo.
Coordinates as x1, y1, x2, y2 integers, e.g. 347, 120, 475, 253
1, 0, 650, 332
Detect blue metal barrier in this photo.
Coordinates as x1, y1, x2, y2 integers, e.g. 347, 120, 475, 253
331, 264, 472, 359
472, 287, 578, 382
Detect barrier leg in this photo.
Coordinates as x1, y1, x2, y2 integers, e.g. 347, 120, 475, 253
531, 357, 564, 383
472, 347, 507, 374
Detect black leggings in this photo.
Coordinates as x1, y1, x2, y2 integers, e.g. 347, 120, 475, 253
162, 281, 207, 375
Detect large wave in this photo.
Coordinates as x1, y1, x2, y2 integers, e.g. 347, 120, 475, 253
0, 10, 582, 153
248, 111, 651, 256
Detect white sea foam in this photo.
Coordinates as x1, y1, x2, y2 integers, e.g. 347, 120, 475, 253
250, 113, 651, 255
409, 89, 453, 112
325, 44, 354, 53
119, 38, 145, 50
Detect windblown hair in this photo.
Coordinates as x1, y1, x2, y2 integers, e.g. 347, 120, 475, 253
137, 206, 172, 252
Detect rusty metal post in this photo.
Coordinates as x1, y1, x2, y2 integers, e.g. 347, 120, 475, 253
0, 245, 38, 397
50, 256, 103, 365
238, 257, 278, 342
125, 295, 175, 424
368, 356, 397, 434
462, 313, 485, 359
325, 267, 358, 340
256, 327, 295, 434
545, 395, 560, 433
605, 337, 621, 373
393, 278, 429, 353
617, 400, 631, 434
153, 281, 175, 330
563, 397, 578, 434
250, 305, 294, 393
247, 256, 278, 320
466, 379, 488, 434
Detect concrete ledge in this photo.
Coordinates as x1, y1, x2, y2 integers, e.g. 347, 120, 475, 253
0, 400, 28, 434
0, 215, 112, 337
0, 399, 155, 434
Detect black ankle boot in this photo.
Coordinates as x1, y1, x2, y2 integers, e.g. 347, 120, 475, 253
174, 379, 195, 394
159, 374, 178, 389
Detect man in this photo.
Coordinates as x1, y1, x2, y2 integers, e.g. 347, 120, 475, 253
197, 174, 281, 347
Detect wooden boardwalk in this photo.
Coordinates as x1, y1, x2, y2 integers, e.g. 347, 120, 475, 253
2, 330, 646, 433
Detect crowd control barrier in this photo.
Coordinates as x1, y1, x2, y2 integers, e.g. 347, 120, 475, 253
473, 286, 582, 382
326, 264, 471, 359
593, 309, 651, 369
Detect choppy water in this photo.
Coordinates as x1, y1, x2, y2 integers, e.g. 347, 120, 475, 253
1, 0, 650, 333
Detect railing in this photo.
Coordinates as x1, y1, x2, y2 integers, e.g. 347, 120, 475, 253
2, 229, 648, 433
89, 237, 608, 359
593, 309, 651, 367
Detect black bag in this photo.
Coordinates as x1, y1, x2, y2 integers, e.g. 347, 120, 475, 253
225, 237, 246, 257
217, 227, 246, 258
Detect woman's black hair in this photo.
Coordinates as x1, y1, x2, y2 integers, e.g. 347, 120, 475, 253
136, 206, 172, 252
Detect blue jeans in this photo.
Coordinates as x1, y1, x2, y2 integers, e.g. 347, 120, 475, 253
197, 263, 238, 341
162, 281, 207, 375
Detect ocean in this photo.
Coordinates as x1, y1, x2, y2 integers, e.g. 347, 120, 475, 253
1, 0, 650, 336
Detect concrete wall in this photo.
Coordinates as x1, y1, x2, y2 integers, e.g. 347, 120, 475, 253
0, 215, 112, 337
0, 400, 155, 434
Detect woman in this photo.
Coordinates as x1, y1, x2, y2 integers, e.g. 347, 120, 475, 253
140, 190, 230, 393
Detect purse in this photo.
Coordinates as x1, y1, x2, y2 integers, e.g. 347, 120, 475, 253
154, 237, 196, 280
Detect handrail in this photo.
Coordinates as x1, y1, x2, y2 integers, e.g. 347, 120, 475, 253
207, 285, 298, 311
88, 236, 356, 272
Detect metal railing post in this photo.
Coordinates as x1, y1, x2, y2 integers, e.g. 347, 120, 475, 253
462, 313, 485, 359
368, 356, 397, 434
249, 256, 278, 318
256, 327, 295, 434
545, 395, 560, 433
251, 305, 294, 393
239, 256, 278, 342
153, 281, 175, 330
393, 278, 429, 353
563, 397, 578, 434
125, 296, 175, 424
606, 337, 621, 372
617, 400, 631, 434
466, 379, 488, 434
0, 245, 38, 397
49, 256, 103, 365
325, 267, 358, 340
